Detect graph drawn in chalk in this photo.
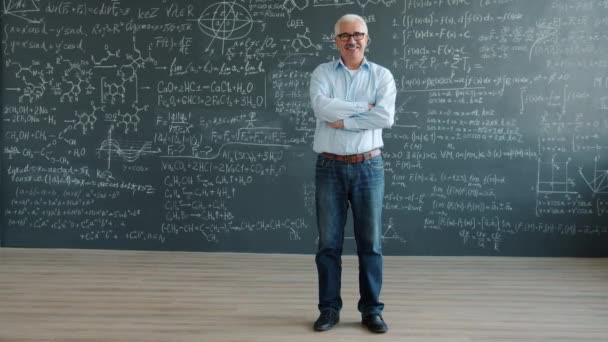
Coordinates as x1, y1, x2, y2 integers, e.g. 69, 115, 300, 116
393, 98, 419, 128
195, 1, 262, 54
579, 155, 608, 195
2, 0, 42, 23
529, 23, 559, 63
537, 155, 576, 195
382, 217, 406, 243
97, 125, 160, 170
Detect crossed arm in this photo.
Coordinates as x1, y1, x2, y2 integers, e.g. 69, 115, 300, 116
309, 66, 396, 131
325, 104, 375, 129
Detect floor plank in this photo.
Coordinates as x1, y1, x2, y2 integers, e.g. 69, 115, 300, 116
1, 248, 607, 342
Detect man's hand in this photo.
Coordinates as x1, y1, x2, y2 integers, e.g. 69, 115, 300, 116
326, 105, 373, 129
326, 120, 344, 129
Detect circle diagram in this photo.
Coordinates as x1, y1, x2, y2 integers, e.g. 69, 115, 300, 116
198, 2, 254, 41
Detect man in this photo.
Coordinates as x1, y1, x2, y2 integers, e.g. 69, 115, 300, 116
309, 14, 396, 333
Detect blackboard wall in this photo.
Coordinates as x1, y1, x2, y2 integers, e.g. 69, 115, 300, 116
2, 0, 608, 256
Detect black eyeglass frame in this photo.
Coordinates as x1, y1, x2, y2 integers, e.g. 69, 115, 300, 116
335, 32, 367, 42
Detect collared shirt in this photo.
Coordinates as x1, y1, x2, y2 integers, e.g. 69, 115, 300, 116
309, 57, 397, 155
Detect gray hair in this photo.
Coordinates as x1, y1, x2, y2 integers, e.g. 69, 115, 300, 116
334, 14, 368, 36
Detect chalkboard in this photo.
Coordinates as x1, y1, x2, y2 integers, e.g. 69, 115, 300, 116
2, 0, 608, 256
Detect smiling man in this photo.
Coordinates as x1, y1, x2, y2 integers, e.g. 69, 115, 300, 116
309, 14, 397, 334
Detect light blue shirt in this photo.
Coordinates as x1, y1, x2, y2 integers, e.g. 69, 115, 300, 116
310, 58, 396, 155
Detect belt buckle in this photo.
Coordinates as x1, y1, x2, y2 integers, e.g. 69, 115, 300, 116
345, 154, 359, 163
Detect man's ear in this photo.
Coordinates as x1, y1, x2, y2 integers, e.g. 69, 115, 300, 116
367, 36, 371, 47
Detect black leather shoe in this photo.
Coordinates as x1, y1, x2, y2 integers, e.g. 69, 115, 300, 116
362, 314, 388, 333
313, 309, 339, 331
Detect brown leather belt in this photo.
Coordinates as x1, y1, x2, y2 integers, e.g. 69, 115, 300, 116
321, 149, 381, 163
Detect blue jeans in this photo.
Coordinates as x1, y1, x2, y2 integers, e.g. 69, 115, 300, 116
315, 154, 385, 316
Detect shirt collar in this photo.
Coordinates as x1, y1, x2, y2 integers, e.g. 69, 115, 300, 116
335, 57, 369, 71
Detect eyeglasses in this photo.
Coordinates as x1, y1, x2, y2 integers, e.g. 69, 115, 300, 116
336, 32, 366, 42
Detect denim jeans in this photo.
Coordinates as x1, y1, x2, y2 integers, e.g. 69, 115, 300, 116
315, 154, 385, 316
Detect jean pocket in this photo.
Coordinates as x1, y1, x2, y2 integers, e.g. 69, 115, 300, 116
367, 156, 384, 170
316, 155, 334, 170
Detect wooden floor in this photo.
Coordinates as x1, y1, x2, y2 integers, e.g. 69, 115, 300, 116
1, 248, 607, 342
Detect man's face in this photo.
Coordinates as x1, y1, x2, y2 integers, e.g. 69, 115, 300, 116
335, 20, 368, 63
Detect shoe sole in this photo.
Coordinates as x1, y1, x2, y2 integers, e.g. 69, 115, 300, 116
313, 320, 339, 331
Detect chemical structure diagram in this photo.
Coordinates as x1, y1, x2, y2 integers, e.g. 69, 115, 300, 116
281, 0, 308, 16
6, 56, 95, 103
91, 36, 157, 105
73, 101, 101, 135
114, 103, 148, 134
277, 27, 321, 68
290, 27, 321, 53
7, 59, 51, 103
54, 57, 95, 103
74, 101, 147, 135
